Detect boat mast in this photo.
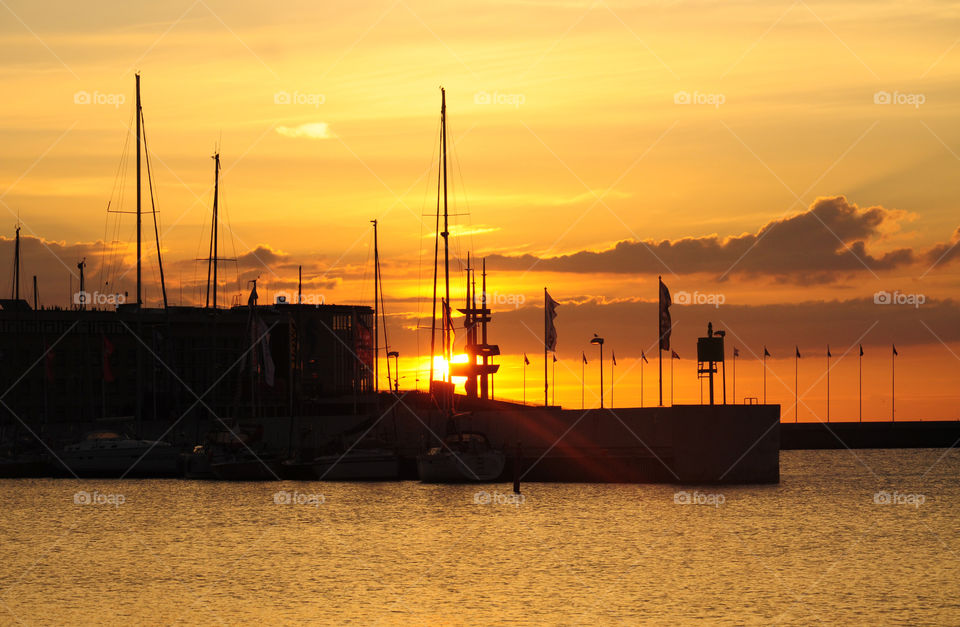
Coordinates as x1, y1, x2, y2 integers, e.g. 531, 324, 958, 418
136, 73, 142, 307
12, 223, 20, 300
372, 219, 379, 392
206, 153, 221, 309
441, 88, 451, 376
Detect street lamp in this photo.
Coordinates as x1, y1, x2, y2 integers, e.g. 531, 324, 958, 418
590, 334, 604, 408
387, 351, 400, 393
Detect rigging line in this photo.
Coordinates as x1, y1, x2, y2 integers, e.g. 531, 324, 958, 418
415, 114, 442, 389
100, 106, 134, 292
140, 106, 168, 308
104, 114, 133, 292
218, 172, 242, 306
449, 123, 475, 260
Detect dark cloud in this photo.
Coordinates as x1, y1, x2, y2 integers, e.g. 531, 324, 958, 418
486, 196, 931, 283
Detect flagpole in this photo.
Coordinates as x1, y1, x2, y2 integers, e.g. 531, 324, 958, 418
795, 348, 799, 423
523, 356, 526, 405
552, 356, 556, 406
670, 351, 674, 406
581, 353, 585, 410
859, 346, 862, 422
892, 345, 896, 422
659, 346, 663, 407
732, 349, 736, 405
826, 345, 830, 423
763, 347, 767, 405
640, 357, 644, 408
544, 287, 548, 407
610, 353, 614, 409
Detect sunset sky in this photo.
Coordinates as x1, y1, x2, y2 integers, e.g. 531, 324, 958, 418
1, 0, 959, 419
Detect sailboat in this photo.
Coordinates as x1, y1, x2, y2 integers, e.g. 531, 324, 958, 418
55, 73, 180, 479
59, 430, 180, 477
416, 88, 505, 483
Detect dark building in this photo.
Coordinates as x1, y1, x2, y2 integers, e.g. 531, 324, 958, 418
0, 300, 374, 441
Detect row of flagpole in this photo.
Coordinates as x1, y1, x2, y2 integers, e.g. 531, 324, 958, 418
525, 339, 901, 419
530, 280, 902, 419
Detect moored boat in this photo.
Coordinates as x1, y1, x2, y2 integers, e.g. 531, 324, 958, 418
313, 448, 400, 480
418, 431, 505, 483
58, 430, 180, 478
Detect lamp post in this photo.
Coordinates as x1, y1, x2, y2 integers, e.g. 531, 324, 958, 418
387, 351, 399, 393
590, 334, 604, 409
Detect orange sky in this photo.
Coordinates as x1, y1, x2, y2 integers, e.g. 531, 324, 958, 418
1, 0, 959, 419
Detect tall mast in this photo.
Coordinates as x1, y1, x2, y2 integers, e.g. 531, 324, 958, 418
136, 73, 142, 307
12, 224, 20, 300
206, 153, 221, 309
372, 219, 379, 392
441, 88, 451, 373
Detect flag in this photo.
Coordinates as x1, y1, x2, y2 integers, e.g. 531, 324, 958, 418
641, 351, 648, 364
893, 344, 898, 356
764, 346, 771, 358
552, 354, 557, 363
671, 350, 680, 359
612, 351, 617, 366
102, 335, 115, 383
796, 346, 801, 359
733, 347, 740, 358
544, 290, 559, 352
859, 344, 864, 357
658, 277, 672, 351
827, 345, 832, 358
523, 353, 530, 366
582, 352, 587, 365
